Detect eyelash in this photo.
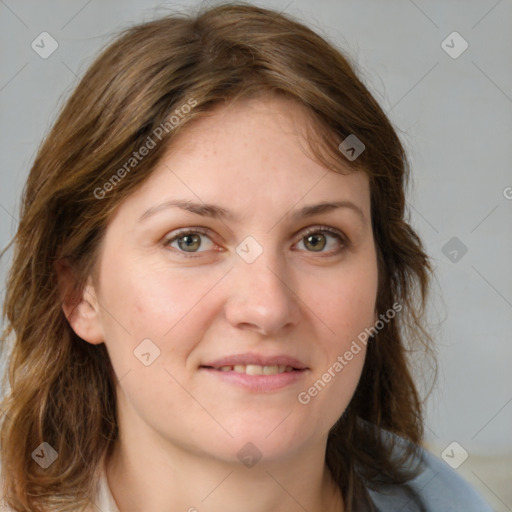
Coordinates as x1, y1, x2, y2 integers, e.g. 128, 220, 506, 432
162, 225, 349, 259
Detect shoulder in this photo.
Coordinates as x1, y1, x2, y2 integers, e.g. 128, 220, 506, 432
366, 437, 493, 511
0, 501, 13, 512
94, 462, 120, 512
0, 460, 116, 512
0, 489, 14, 512
0, 466, 12, 512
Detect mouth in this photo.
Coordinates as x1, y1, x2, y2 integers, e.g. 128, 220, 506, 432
200, 363, 298, 375
199, 353, 309, 392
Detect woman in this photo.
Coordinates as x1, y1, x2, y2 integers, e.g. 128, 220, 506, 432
0, 3, 492, 511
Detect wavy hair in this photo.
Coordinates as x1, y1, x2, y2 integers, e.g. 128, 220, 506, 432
0, 3, 435, 511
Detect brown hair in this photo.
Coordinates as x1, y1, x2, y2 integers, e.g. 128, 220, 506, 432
0, 3, 434, 511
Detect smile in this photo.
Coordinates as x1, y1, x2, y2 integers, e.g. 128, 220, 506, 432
205, 364, 295, 375
199, 365, 308, 392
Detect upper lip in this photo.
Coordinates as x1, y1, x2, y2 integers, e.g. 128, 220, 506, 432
201, 353, 308, 370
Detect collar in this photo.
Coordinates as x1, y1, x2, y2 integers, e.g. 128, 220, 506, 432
94, 464, 121, 512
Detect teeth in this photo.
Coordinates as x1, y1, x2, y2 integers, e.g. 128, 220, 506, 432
217, 364, 295, 375
246, 364, 262, 375
263, 365, 278, 375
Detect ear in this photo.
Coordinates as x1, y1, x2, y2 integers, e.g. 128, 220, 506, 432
55, 259, 104, 345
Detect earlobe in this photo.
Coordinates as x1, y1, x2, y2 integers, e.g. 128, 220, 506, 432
56, 260, 104, 345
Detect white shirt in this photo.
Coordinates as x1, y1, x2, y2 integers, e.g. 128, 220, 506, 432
1, 437, 493, 511
91, 448, 493, 512
93, 465, 120, 512
91, 446, 493, 512
0, 464, 120, 512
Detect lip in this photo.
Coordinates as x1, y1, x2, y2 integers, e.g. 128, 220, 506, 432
199, 352, 309, 392
201, 367, 308, 392
201, 352, 308, 370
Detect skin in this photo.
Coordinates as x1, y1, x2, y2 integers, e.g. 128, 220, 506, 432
62, 95, 379, 512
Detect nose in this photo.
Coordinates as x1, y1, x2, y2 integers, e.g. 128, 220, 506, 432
223, 248, 301, 336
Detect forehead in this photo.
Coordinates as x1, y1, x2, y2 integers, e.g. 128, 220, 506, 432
113, 95, 371, 224
169, 94, 324, 160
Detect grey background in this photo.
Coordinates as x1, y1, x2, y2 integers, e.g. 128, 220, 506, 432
1, 0, 511, 508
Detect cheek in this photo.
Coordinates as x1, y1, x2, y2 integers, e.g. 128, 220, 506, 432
308, 262, 378, 344
293, 257, 377, 416
98, 258, 222, 371
297, 276, 374, 428
307, 344, 368, 434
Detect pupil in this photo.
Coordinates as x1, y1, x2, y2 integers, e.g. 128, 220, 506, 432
179, 234, 200, 251
306, 233, 325, 251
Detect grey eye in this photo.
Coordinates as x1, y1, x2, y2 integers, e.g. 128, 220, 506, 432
303, 233, 327, 252
177, 233, 202, 252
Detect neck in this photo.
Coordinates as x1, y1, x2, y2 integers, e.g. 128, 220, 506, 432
105, 427, 344, 512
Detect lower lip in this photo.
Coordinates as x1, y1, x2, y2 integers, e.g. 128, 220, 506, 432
200, 367, 308, 392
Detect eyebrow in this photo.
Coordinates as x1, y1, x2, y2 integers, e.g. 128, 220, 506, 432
137, 199, 366, 224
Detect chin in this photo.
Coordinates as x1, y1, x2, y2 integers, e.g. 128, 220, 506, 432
216, 419, 318, 465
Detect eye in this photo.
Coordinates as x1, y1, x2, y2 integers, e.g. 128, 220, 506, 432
295, 226, 348, 255
164, 228, 216, 257
163, 225, 349, 258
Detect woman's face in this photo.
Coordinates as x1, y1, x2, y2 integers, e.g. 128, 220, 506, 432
77, 95, 379, 465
